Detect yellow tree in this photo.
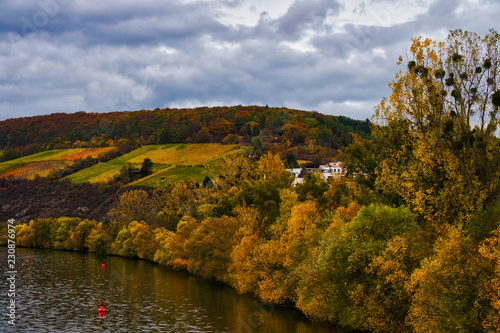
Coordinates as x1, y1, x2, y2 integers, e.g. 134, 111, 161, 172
478, 227, 500, 332
407, 227, 482, 332
228, 205, 262, 294
374, 30, 500, 231
66, 219, 97, 251
109, 189, 152, 228
184, 215, 242, 283
152, 227, 173, 265
248, 200, 321, 305
85, 223, 113, 255
296, 204, 426, 332
109, 220, 157, 260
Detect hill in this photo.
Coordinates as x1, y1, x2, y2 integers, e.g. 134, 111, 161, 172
0, 105, 372, 225
0, 106, 371, 165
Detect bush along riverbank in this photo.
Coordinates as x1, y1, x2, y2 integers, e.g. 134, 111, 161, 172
1, 152, 500, 332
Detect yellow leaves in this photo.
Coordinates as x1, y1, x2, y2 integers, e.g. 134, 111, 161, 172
15, 223, 36, 247
336, 201, 361, 222
229, 199, 323, 305
296, 205, 425, 332
109, 220, 158, 260
109, 189, 150, 227
478, 233, 500, 261
85, 223, 112, 255
233, 204, 261, 235
212, 153, 251, 190
278, 188, 299, 222
175, 215, 243, 282
476, 227, 500, 332
257, 152, 284, 177
406, 227, 480, 332
408, 36, 439, 65
286, 201, 319, 240
228, 233, 259, 294
152, 228, 173, 265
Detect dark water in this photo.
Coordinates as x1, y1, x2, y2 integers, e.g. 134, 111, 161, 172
0, 247, 350, 332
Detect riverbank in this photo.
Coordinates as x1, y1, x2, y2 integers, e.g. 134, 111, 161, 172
0, 216, 342, 327
1, 247, 348, 332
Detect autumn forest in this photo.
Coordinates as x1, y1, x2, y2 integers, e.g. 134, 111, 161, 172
2, 30, 500, 332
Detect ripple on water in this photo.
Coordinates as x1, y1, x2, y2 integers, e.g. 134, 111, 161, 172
0, 248, 351, 333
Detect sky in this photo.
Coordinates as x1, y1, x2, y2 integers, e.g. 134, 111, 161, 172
0, 0, 498, 121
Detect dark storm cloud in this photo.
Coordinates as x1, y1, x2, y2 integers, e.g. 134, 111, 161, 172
0, 0, 498, 121
1, 0, 227, 45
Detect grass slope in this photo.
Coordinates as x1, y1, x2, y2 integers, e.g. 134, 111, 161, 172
67, 143, 244, 186
0, 148, 116, 180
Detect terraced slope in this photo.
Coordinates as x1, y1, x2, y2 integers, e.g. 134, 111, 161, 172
67, 143, 244, 186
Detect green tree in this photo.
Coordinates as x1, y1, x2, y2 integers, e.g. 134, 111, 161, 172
184, 216, 242, 282
285, 153, 299, 168
295, 172, 329, 206
66, 220, 97, 251
52, 217, 81, 250
31, 218, 54, 248
344, 133, 379, 191
0, 148, 22, 162
110, 220, 158, 260
140, 158, 154, 177
195, 126, 211, 143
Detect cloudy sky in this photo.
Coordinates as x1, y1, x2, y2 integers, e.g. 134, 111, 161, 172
0, 0, 498, 121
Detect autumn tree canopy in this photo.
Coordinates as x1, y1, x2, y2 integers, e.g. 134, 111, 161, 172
374, 29, 500, 231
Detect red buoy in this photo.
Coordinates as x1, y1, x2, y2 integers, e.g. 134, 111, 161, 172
98, 301, 106, 313
101, 262, 105, 269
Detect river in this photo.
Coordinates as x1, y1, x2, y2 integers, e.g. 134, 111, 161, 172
0, 247, 353, 332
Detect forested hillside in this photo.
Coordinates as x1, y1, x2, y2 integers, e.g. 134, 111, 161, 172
0, 105, 371, 165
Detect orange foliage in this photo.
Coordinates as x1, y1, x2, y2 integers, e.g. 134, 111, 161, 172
60, 147, 117, 160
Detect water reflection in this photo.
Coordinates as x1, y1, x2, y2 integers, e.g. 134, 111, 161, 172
0, 247, 351, 332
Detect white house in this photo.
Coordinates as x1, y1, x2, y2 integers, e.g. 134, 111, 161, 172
318, 162, 346, 181
287, 162, 346, 185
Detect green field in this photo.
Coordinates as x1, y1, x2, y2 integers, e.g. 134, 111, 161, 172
66, 143, 245, 186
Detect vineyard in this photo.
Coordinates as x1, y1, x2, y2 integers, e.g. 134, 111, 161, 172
70, 143, 243, 185
13, 143, 243, 186
0, 147, 116, 180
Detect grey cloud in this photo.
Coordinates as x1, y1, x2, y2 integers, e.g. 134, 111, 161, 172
220, 0, 244, 8
0, 0, 498, 121
1, 0, 227, 46
277, 0, 340, 35
419, 0, 460, 21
